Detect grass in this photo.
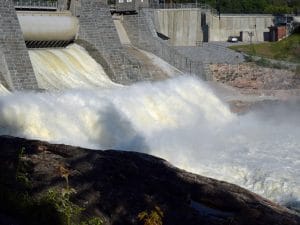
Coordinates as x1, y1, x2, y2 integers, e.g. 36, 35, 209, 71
229, 33, 300, 63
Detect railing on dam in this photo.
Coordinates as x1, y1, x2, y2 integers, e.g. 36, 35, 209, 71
14, 0, 58, 11
149, 3, 217, 14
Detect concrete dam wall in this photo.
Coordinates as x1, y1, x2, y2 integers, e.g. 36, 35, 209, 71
208, 13, 274, 42
0, 0, 147, 91
154, 9, 274, 45
154, 9, 204, 46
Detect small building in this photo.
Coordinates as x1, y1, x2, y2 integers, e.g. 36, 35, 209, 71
268, 25, 287, 41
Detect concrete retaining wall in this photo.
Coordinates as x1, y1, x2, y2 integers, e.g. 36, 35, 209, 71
153, 9, 274, 44
154, 9, 203, 46
0, 0, 38, 91
208, 13, 274, 42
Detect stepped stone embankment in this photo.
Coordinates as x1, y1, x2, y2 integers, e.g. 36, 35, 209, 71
78, 0, 151, 84
0, 136, 299, 225
122, 9, 206, 79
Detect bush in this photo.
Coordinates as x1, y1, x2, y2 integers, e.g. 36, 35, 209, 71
138, 206, 164, 225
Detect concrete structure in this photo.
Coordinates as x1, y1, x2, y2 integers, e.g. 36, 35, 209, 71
154, 9, 275, 45
0, 0, 38, 90
154, 9, 204, 46
0, 0, 152, 90
17, 11, 79, 47
1, 0, 285, 90
77, 0, 149, 83
122, 9, 206, 79
208, 13, 274, 42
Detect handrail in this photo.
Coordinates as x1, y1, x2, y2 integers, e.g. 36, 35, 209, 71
149, 3, 217, 14
13, 0, 58, 9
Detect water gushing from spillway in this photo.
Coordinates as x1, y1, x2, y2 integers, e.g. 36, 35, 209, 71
28, 44, 116, 90
0, 45, 299, 211
0, 83, 9, 95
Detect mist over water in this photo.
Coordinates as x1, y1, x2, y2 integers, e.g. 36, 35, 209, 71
0, 44, 299, 211
0, 76, 299, 210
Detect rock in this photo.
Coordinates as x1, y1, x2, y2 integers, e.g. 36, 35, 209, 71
210, 63, 299, 91
0, 135, 299, 225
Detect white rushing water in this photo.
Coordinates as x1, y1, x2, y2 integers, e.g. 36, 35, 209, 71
0, 83, 10, 96
0, 77, 299, 210
0, 45, 299, 211
29, 44, 116, 90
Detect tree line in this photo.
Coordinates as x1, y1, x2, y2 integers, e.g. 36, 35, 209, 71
176, 0, 300, 14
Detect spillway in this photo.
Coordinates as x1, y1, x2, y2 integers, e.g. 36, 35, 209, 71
28, 44, 116, 90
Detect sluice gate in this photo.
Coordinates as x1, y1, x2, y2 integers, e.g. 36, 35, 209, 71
17, 11, 79, 48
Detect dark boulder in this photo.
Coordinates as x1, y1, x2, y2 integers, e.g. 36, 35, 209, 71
0, 135, 299, 225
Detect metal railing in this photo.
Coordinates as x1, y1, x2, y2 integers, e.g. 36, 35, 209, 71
149, 3, 217, 14
14, 0, 58, 10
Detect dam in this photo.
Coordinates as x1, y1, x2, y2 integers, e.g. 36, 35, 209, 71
1, 0, 290, 91
0, 0, 150, 91
0, 0, 299, 216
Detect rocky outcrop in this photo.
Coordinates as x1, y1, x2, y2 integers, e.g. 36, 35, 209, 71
210, 63, 300, 90
0, 136, 299, 225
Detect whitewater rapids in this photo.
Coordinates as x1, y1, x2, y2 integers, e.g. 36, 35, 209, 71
0, 76, 299, 210
0, 43, 299, 211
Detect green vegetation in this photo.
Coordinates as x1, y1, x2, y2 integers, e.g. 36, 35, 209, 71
175, 0, 300, 14
230, 33, 300, 63
42, 188, 84, 225
15, 147, 32, 189
138, 206, 164, 225
0, 151, 103, 225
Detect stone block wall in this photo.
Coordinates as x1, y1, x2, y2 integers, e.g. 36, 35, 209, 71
0, 0, 38, 90
78, 0, 149, 84
122, 9, 206, 79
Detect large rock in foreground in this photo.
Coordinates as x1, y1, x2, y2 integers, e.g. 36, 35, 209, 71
0, 136, 299, 225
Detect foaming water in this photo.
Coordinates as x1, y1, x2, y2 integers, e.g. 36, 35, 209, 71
0, 83, 9, 95
29, 44, 116, 90
0, 76, 299, 210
